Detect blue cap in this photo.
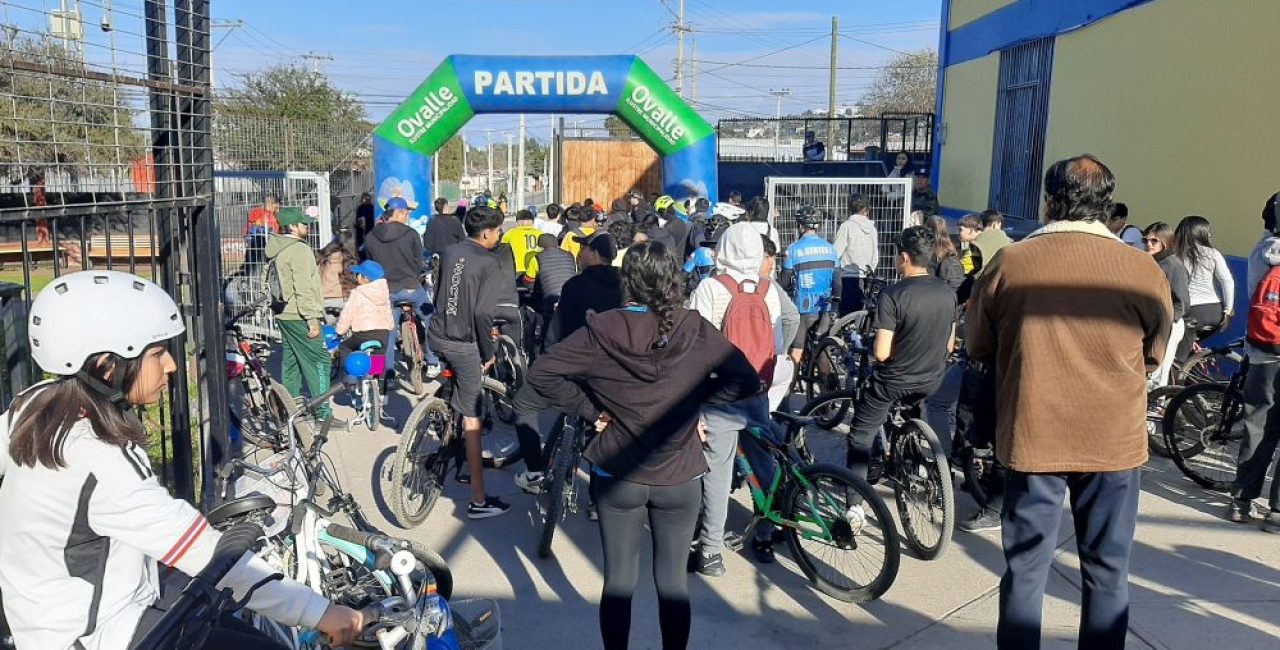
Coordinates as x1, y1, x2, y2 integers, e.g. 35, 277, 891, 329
349, 260, 385, 281
385, 197, 410, 211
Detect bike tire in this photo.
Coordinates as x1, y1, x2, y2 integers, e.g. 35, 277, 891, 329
495, 334, 525, 392
364, 380, 381, 431
539, 422, 580, 559
890, 420, 954, 561
480, 377, 521, 467
401, 319, 427, 396
236, 379, 295, 450
782, 464, 900, 603
799, 388, 856, 439
391, 398, 451, 527
1181, 347, 1243, 385
1162, 383, 1243, 492
1146, 385, 1182, 457
807, 337, 850, 400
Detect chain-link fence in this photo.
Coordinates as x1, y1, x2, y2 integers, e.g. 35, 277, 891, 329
1, 0, 220, 502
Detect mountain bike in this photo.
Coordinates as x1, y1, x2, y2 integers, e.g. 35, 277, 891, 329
394, 301, 427, 396
390, 366, 519, 527
226, 307, 296, 450
488, 320, 524, 424
798, 392, 955, 561
1161, 353, 1250, 491
789, 297, 849, 400
736, 411, 900, 602
537, 416, 591, 559
1149, 338, 1244, 456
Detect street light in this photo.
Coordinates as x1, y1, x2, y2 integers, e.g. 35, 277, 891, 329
770, 88, 791, 160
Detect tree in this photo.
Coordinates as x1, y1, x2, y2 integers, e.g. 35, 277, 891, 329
860, 50, 938, 117
0, 35, 146, 181
213, 63, 371, 171
604, 115, 633, 138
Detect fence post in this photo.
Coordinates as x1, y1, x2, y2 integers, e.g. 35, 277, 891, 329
0, 283, 31, 409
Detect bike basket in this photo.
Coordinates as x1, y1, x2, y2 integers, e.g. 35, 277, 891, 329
449, 599, 502, 650
232, 450, 307, 537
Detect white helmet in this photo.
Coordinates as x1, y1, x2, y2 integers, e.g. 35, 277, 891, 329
712, 202, 745, 221
29, 271, 185, 375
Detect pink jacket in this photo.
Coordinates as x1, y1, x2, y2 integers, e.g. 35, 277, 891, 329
336, 279, 394, 335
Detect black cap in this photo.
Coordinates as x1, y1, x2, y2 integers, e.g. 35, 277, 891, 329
581, 230, 618, 261
913, 168, 930, 177
611, 197, 629, 212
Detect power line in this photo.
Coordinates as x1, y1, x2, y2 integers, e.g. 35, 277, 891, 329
839, 33, 913, 56
699, 34, 829, 75
690, 59, 931, 71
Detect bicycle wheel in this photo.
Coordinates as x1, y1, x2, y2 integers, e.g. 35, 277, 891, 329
1146, 385, 1182, 457
1181, 347, 1243, 385
799, 388, 856, 441
480, 377, 521, 467
391, 398, 452, 527
1162, 383, 1244, 492
782, 464, 900, 603
808, 337, 849, 399
400, 319, 426, 396
495, 334, 525, 392
539, 423, 581, 559
364, 380, 381, 431
235, 378, 295, 450
890, 420, 954, 561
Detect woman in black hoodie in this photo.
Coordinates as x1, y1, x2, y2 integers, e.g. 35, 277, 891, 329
527, 241, 760, 650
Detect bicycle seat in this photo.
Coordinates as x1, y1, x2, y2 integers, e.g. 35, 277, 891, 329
770, 411, 816, 429
358, 340, 384, 352
206, 493, 276, 529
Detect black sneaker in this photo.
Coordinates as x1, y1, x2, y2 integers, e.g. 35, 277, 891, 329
467, 495, 511, 520
958, 508, 1002, 533
867, 458, 885, 485
692, 552, 726, 577
1227, 500, 1254, 524
751, 538, 776, 564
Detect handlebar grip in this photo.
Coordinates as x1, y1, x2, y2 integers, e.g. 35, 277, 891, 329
200, 521, 262, 585
325, 522, 377, 549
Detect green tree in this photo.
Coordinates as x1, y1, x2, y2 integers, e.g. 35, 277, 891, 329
213, 63, 371, 171
860, 50, 938, 117
604, 115, 633, 138
0, 35, 146, 181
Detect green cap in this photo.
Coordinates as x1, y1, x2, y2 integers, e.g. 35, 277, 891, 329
277, 207, 316, 227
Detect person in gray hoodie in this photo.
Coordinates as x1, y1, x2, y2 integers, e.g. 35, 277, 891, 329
833, 193, 880, 316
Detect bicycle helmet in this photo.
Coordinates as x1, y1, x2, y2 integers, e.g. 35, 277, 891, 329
796, 205, 823, 230
712, 202, 745, 221
654, 195, 675, 212
29, 270, 185, 375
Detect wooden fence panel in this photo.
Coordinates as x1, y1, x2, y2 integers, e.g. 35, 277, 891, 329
560, 139, 661, 205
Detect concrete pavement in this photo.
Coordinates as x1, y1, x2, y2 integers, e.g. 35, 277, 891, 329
319, 389, 1280, 650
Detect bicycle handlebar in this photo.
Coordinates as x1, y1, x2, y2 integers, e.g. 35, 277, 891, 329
233, 382, 347, 480
132, 522, 263, 650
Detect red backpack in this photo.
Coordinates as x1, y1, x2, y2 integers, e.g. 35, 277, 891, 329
1247, 265, 1280, 352
715, 274, 777, 385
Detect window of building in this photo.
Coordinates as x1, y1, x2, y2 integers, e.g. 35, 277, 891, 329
989, 37, 1055, 220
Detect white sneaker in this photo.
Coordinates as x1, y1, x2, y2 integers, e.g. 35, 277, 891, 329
425, 363, 443, 379
514, 471, 545, 494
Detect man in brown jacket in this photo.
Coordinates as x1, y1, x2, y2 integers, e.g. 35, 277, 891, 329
967, 154, 1172, 650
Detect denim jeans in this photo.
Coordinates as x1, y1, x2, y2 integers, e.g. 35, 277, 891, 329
1232, 357, 1280, 511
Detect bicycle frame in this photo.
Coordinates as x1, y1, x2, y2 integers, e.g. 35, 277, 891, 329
735, 428, 845, 544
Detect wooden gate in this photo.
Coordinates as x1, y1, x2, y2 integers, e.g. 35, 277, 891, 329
558, 139, 662, 205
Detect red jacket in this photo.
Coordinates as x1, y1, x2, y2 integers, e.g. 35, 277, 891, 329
246, 206, 279, 234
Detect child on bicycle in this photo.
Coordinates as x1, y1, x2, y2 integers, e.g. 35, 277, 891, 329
0, 271, 363, 650
847, 227, 957, 485
335, 260, 395, 396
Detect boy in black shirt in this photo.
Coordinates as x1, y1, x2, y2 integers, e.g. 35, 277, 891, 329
848, 226, 957, 484
428, 205, 510, 519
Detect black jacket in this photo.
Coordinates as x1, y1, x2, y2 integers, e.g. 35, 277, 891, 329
528, 308, 761, 485
422, 212, 467, 258
365, 220, 424, 293
532, 247, 577, 305
1155, 250, 1190, 322
429, 240, 503, 360
548, 264, 623, 346
604, 210, 631, 228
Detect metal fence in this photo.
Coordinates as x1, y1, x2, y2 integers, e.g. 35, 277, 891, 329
718, 113, 934, 166
0, 0, 221, 502
766, 177, 913, 281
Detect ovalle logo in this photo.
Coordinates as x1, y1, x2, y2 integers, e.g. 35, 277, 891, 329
395, 85, 462, 144
624, 83, 687, 147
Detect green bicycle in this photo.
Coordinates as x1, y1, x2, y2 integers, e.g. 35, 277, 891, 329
734, 411, 901, 603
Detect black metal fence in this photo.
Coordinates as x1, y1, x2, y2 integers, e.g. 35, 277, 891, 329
717, 113, 934, 166
0, 0, 221, 503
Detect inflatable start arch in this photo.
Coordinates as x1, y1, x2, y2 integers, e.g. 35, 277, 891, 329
373, 55, 718, 216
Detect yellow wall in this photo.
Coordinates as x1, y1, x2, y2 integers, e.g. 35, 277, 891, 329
1043, 0, 1280, 257
938, 54, 998, 214
949, 0, 1018, 30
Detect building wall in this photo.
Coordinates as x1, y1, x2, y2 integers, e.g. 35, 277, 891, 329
1043, 0, 1280, 257
948, 0, 1017, 30
937, 54, 999, 215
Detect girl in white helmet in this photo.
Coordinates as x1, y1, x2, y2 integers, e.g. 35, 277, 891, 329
0, 271, 363, 650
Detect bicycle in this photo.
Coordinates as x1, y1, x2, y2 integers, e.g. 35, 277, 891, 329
225, 307, 296, 450
789, 297, 849, 401
389, 365, 520, 527
735, 411, 900, 602
394, 300, 428, 396
488, 319, 525, 425
1161, 351, 1250, 492
798, 390, 955, 560
536, 416, 591, 559
343, 340, 393, 431
1148, 338, 1245, 456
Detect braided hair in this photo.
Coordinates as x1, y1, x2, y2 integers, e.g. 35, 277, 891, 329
620, 241, 684, 348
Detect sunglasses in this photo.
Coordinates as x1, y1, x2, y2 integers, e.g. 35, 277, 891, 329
1143, 238, 1161, 245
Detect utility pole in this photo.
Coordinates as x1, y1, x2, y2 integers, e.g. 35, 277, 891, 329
828, 15, 839, 154
209, 19, 242, 90
673, 0, 688, 97
485, 129, 494, 194
691, 39, 697, 106
770, 88, 791, 160
547, 116, 556, 206
299, 51, 333, 73
518, 114, 527, 212
432, 152, 439, 203
461, 129, 469, 191
504, 132, 514, 196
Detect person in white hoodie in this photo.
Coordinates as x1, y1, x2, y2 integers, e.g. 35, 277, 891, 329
833, 193, 880, 316
688, 224, 799, 573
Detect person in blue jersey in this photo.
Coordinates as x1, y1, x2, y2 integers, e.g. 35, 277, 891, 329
780, 205, 840, 354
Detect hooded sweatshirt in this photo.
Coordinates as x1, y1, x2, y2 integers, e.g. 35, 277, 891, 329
548, 264, 624, 346
336, 278, 395, 336
265, 234, 323, 322
689, 223, 799, 355
833, 213, 879, 276
365, 220, 425, 293
527, 308, 762, 485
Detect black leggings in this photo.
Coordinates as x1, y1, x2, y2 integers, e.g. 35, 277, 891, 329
1177, 302, 1223, 362
595, 475, 701, 650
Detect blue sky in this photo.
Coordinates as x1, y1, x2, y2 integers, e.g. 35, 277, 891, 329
210, 0, 943, 141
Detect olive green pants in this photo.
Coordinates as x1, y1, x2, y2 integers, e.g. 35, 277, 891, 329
278, 319, 332, 419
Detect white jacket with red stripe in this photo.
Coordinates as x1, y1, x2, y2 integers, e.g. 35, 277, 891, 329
0, 395, 329, 650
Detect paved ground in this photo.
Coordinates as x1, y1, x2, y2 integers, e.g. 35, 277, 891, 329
318, 386, 1280, 650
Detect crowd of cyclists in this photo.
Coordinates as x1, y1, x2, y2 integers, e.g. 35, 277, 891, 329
5, 152, 1280, 650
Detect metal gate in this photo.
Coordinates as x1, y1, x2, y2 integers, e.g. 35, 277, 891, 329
765, 177, 913, 280
215, 171, 333, 339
